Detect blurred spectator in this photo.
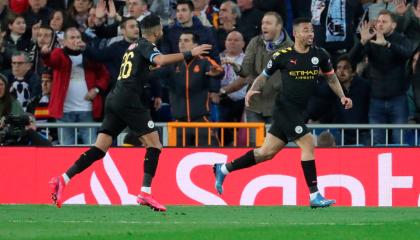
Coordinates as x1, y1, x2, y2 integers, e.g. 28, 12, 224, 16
3, 13, 32, 70
254, 0, 309, 35
49, 9, 69, 47
236, 0, 264, 45
395, 0, 420, 50
233, 12, 293, 144
23, 0, 52, 31
7, 51, 41, 111
368, 0, 396, 22
26, 71, 57, 143
149, 0, 176, 26
218, 31, 246, 145
93, 0, 146, 39
161, 0, 219, 62
118, 0, 150, 21
41, 27, 109, 145
162, 32, 222, 146
193, 0, 217, 27
28, 24, 55, 76
350, 10, 414, 144
9, 0, 29, 14
317, 130, 336, 147
311, 0, 364, 63
308, 55, 371, 145
67, 0, 93, 32
215, 0, 240, 52
0, 0, 13, 32
333, 55, 371, 145
0, 73, 24, 118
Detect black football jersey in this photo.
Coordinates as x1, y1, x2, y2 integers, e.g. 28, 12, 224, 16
263, 46, 334, 109
108, 38, 161, 108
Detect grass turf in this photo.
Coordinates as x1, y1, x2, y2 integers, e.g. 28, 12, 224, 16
0, 205, 419, 240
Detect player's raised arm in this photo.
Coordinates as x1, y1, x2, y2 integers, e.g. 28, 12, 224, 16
152, 44, 212, 66
324, 73, 353, 109
245, 73, 268, 107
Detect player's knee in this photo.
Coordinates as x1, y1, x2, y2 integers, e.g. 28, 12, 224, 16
255, 148, 277, 161
146, 142, 162, 150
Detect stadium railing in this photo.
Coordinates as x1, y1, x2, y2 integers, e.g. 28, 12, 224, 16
34, 122, 420, 147
167, 122, 265, 147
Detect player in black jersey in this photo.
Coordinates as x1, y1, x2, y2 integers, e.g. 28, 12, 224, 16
49, 14, 212, 211
213, 18, 353, 208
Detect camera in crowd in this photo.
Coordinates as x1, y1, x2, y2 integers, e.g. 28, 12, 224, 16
0, 114, 32, 146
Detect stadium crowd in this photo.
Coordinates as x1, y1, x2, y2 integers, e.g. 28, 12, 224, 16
0, 0, 419, 146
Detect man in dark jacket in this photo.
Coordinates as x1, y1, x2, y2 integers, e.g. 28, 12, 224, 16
161, 32, 223, 146
23, 0, 53, 31
161, 0, 219, 62
350, 10, 414, 144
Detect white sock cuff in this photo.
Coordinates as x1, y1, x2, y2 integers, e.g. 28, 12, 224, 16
141, 187, 152, 194
62, 173, 70, 185
310, 191, 319, 200
221, 164, 229, 175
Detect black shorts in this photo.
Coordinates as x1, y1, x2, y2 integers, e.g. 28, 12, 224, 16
99, 97, 156, 139
268, 106, 309, 143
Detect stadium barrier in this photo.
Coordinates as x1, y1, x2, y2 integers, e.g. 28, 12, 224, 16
1, 147, 419, 207
167, 122, 265, 147
35, 122, 420, 147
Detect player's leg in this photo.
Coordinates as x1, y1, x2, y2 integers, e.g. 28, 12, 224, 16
213, 133, 286, 194
50, 109, 125, 208
294, 133, 335, 208
136, 131, 166, 211
139, 131, 162, 194
49, 133, 112, 208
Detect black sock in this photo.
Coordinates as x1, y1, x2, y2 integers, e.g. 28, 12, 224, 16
301, 160, 318, 193
65, 146, 106, 179
142, 147, 161, 187
226, 150, 256, 172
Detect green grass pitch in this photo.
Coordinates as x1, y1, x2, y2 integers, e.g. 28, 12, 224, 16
1, 205, 419, 240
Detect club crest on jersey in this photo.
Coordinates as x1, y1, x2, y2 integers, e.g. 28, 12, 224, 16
311, 57, 319, 65
295, 126, 303, 134
128, 43, 138, 50
148, 121, 155, 129
267, 60, 273, 69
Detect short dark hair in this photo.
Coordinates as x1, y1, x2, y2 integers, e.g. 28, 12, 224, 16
264, 11, 283, 26
120, 17, 138, 29
317, 131, 336, 147
293, 17, 311, 28
176, 0, 194, 12
39, 24, 54, 34
336, 54, 356, 72
378, 9, 397, 23
180, 31, 200, 44
139, 14, 161, 31
63, 27, 80, 39
7, 13, 25, 27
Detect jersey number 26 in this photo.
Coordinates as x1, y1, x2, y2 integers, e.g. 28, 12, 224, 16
117, 52, 134, 80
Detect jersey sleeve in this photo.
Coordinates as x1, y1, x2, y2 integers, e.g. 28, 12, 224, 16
138, 41, 162, 63
319, 48, 334, 75
262, 52, 285, 77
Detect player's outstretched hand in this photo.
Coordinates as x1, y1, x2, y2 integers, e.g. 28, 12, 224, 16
245, 90, 260, 107
341, 97, 353, 109
191, 44, 212, 56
